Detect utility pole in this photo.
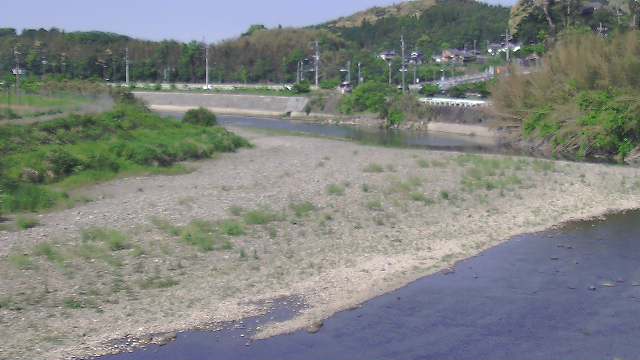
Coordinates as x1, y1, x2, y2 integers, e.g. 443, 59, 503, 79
125, 47, 130, 87
388, 61, 392, 85
314, 40, 320, 88
13, 46, 20, 99
401, 34, 406, 93
296, 60, 301, 84
357, 62, 362, 85
204, 42, 210, 90
505, 28, 511, 64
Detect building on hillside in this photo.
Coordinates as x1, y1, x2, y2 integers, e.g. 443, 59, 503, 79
441, 49, 476, 64
379, 50, 398, 61
409, 51, 425, 65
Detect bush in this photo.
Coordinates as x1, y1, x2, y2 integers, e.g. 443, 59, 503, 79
292, 81, 311, 94
339, 81, 395, 115
421, 83, 440, 97
183, 107, 218, 126
46, 148, 82, 177
320, 79, 340, 90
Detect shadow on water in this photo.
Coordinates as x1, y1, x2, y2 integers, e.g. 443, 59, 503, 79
97, 210, 640, 360
164, 113, 502, 154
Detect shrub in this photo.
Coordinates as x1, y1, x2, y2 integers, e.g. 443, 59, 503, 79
326, 184, 345, 196
290, 201, 316, 218
81, 227, 131, 251
244, 208, 283, 225
183, 107, 218, 126
46, 148, 82, 177
219, 220, 245, 236
292, 81, 311, 94
16, 216, 39, 230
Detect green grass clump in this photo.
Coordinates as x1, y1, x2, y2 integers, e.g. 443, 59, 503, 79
416, 159, 430, 168
151, 217, 180, 236
243, 208, 283, 225
290, 201, 316, 218
16, 216, 40, 230
180, 220, 217, 251
366, 199, 383, 211
440, 191, 450, 200
410, 192, 428, 202
81, 227, 130, 251
326, 184, 345, 196
182, 107, 217, 126
33, 242, 65, 266
8, 253, 34, 270
139, 275, 179, 290
219, 220, 245, 236
363, 163, 385, 173
0, 103, 249, 215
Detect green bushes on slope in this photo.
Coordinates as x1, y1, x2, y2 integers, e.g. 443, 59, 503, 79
0, 104, 249, 214
492, 30, 640, 161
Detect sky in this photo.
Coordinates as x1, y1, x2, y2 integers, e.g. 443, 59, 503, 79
3, 0, 516, 43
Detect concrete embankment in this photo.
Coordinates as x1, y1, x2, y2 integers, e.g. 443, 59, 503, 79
134, 91, 308, 118
135, 91, 496, 139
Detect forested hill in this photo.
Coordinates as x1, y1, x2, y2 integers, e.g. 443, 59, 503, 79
0, 0, 509, 84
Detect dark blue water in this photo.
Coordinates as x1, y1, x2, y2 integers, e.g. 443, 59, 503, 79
98, 210, 640, 360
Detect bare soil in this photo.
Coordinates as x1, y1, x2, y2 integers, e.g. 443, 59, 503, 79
1, 128, 640, 360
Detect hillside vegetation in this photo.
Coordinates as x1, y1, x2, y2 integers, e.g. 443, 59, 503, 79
0, 0, 509, 84
492, 30, 640, 161
0, 102, 249, 215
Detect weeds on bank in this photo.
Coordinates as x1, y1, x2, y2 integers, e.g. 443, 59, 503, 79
219, 220, 245, 236
327, 184, 345, 196
290, 201, 316, 218
16, 216, 40, 230
244, 207, 284, 225
363, 163, 385, 173
81, 227, 131, 251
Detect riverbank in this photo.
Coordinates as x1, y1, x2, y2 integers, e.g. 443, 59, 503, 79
2, 128, 640, 359
138, 91, 499, 139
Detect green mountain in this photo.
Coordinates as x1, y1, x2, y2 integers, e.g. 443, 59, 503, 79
0, 0, 510, 84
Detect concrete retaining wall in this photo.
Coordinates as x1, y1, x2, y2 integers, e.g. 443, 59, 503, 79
134, 91, 308, 117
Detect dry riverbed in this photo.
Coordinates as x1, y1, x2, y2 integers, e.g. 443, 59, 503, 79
2, 128, 640, 360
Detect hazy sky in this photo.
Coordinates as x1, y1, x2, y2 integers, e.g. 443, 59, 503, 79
3, 0, 516, 43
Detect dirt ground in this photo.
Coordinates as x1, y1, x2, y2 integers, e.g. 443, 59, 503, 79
1, 128, 640, 360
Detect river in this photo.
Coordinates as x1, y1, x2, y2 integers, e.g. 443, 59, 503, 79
97, 209, 640, 360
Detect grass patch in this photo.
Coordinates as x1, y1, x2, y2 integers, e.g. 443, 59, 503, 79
151, 217, 180, 236
416, 159, 430, 168
180, 220, 217, 251
139, 275, 179, 290
219, 220, 245, 236
244, 207, 283, 225
81, 227, 130, 251
290, 201, 316, 218
366, 199, 383, 211
363, 163, 385, 173
8, 253, 34, 270
326, 184, 345, 196
0, 103, 250, 215
16, 216, 40, 230
33, 242, 65, 266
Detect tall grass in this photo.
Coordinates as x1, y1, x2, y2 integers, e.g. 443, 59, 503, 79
0, 103, 250, 214
492, 30, 640, 160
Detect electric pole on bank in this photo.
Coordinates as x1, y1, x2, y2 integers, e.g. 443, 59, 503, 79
401, 35, 406, 93
204, 41, 210, 89
125, 47, 130, 87
314, 40, 320, 88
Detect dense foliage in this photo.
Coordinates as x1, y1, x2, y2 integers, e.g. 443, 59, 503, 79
492, 31, 640, 161
0, 0, 509, 85
0, 103, 249, 214
183, 107, 217, 126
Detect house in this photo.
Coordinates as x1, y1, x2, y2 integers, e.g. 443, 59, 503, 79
487, 42, 522, 56
379, 50, 398, 61
441, 49, 476, 64
581, 1, 603, 16
409, 51, 424, 65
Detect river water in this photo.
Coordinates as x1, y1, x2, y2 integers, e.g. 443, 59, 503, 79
164, 113, 500, 153
98, 210, 640, 360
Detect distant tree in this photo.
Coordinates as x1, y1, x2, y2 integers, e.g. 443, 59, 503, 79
242, 24, 267, 37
